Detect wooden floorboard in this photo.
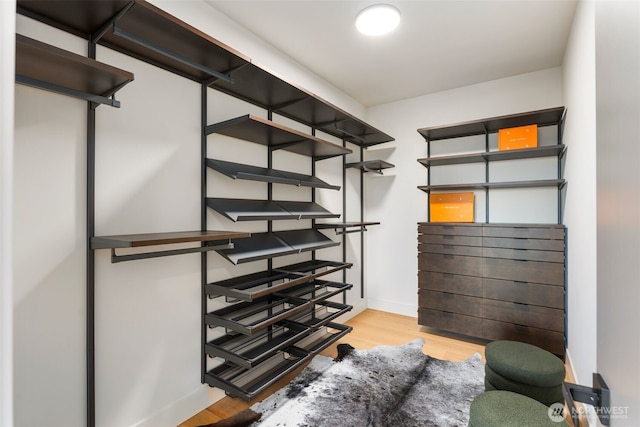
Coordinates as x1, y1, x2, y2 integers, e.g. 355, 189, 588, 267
178, 309, 577, 427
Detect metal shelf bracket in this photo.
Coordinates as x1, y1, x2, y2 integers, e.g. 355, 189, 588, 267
110, 241, 234, 263
563, 373, 611, 427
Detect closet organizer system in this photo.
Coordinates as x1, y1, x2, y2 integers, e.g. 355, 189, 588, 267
416, 107, 568, 359
15, 0, 395, 422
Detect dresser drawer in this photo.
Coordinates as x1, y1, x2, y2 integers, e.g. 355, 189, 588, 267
483, 299, 564, 332
483, 236, 565, 251
482, 319, 565, 357
418, 224, 482, 237
483, 278, 564, 309
419, 233, 483, 247
419, 290, 483, 317
419, 308, 482, 337
483, 258, 564, 286
419, 253, 482, 276
419, 243, 483, 256
483, 225, 565, 240
419, 272, 483, 297
482, 247, 564, 263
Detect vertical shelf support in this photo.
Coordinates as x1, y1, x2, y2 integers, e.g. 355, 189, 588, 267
200, 81, 208, 384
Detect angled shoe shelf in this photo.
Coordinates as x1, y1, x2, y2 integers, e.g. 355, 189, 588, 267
216, 230, 339, 265
274, 280, 353, 303
346, 160, 395, 175
206, 159, 341, 190
204, 347, 310, 401
205, 321, 310, 369
288, 300, 353, 329
206, 260, 352, 302
15, 34, 133, 107
206, 114, 351, 160
205, 296, 312, 335
206, 198, 339, 222
293, 323, 353, 355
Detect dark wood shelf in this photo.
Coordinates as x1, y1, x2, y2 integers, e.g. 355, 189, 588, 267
216, 230, 339, 265
91, 230, 250, 249
417, 145, 566, 168
15, 34, 133, 107
418, 179, 566, 193
206, 115, 351, 160
17, 0, 394, 146
417, 106, 565, 141
346, 160, 395, 174
206, 159, 340, 190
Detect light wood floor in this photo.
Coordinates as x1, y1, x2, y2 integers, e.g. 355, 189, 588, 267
178, 309, 576, 427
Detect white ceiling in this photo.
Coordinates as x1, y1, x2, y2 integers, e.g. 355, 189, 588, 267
206, 0, 578, 107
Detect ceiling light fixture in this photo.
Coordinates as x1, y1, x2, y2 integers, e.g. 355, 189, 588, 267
355, 4, 401, 36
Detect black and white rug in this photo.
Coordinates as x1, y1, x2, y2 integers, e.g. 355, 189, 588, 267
250, 338, 484, 427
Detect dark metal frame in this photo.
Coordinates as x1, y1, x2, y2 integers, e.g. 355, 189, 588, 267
563, 374, 611, 427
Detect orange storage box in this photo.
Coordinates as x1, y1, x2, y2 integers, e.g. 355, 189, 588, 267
430, 192, 475, 223
498, 124, 538, 150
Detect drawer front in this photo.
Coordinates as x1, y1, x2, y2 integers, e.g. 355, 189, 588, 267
483, 299, 564, 332
418, 224, 482, 237
419, 243, 483, 257
482, 247, 564, 263
419, 234, 483, 247
483, 236, 565, 251
419, 271, 483, 297
483, 278, 564, 309
419, 290, 483, 317
483, 226, 565, 240
482, 319, 565, 357
419, 308, 482, 337
483, 258, 564, 286
419, 253, 482, 276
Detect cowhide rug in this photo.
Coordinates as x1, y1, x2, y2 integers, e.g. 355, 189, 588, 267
249, 338, 484, 427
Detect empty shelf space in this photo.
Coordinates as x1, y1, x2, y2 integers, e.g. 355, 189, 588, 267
205, 347, 310, 401
205, 297, 311, 335
417, 145, 566, 168
293, 323, 352, 355
15, 34, 133, 107
206, 115, 351, 160
346, 160, 395, 174
418, 179, 566, 193
287, 300, 353, 329
91, 230, 250, 249
205, 322, 310, 369
274, 280, 353, 303
207, 260, 352, 301
418, 107, 565, 141
206, 159, 340, 190
206, 198, 339, 222
217, 230, 339, 265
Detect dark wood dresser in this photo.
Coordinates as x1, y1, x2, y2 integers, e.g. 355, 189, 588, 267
418, 222, 566, 358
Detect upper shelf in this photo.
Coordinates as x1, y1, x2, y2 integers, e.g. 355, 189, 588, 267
346, 160, 395, 174
417, 145, 567, 167
206, 159, 340, 190
418, 179, 567, 193
15, 34, 134, 107
206, 198, 340, 222
17, 0, 394, 146
417, 107, 565, 141
206, 115, 351, 160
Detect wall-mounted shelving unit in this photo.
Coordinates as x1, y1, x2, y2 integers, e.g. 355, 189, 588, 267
346, 160, 395, 175
415, 106, 568, 359
17, 0, 394, 419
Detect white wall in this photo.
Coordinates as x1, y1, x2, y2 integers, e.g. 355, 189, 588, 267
1, 1, 16, 425
561, 0, 598, 387
13, 2, 370, 426
365, 68, 564, 316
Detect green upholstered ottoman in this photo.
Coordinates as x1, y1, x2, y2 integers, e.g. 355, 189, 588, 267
469, 391, 569, 427
484, 341, 565, 406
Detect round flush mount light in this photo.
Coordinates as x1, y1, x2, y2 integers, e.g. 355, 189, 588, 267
356, 4, 401, 36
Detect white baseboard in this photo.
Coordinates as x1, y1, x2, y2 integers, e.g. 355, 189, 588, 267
132, 385, 225, 427
366, 298, 416, 318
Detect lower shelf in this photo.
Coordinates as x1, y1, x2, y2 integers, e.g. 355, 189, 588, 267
293, 322, 352, 354
274, 280, 353, 302
205, 347, 311, 401
288, 300, 353, 328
